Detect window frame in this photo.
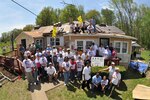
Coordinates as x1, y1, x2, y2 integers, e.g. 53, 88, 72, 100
114, 41, 128, 54
75, 39, 94, 51
50, 37, 60, 46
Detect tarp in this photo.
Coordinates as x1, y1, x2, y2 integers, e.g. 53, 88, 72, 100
129, 61, 148, 74
133, 84, 150, 99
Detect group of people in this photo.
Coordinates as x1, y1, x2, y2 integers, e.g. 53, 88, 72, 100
20, 42, 121, 96
70, 18, 96, 34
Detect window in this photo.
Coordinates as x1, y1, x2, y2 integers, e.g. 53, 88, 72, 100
115, 42, 121, 53
36, 39, 43, 46
50, 38, 54, 46
86, 41, 93, 49
56, 38, 60, 45
76, 40, 94, 51
122, 42, 128, 53
50, 38, 60, 46
77, 41, 83, 50
100, 38, 109, 47
114, 41, 128, 54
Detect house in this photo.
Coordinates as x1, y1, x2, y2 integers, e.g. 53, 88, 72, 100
15, 21, 137, 64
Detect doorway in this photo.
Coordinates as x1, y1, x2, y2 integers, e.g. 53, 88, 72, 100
99, 38, 110, 47
21, 39, 26, 49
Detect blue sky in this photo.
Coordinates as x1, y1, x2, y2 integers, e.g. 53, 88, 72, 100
0, 0, 150, 36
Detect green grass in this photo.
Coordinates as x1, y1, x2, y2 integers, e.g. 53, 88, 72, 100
141, 50, 150, 62
0, 41, 16, 55
46, 50, 150, 100
0, 80, 31, 100
0, 50, 150, 100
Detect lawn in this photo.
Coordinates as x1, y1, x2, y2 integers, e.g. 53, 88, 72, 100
0, 80, 31, 100
0, 50, 150, 100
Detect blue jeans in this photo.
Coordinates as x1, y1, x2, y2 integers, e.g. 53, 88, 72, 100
77, 71, 82, 80
63, 71, 70, 84
70, 70, 76, 81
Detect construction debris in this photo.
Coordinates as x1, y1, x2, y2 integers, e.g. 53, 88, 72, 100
133, 84, 150, 100
0, 55, 23, 85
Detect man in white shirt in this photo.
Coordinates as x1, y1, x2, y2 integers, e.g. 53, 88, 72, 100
98, 44, 105, 57
39, 53, 48, 78
22, 55, 34, 90
82, 62, 91, 90
45, 62, 58, 82
109, 67, 121, 97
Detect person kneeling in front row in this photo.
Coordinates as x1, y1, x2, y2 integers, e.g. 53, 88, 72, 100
45, 62, 58, 82
101, 76, 109, 94
91, 72, 102, 93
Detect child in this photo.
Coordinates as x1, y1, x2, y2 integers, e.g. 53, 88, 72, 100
101, 76, 108, 93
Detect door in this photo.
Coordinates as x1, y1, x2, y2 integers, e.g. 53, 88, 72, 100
21, 39, 26, 49
99, 38, 110, 47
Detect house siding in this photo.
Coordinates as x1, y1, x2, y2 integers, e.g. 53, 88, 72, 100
15, 33, 34, 49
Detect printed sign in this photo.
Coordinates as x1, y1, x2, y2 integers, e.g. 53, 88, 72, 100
91, 57, 104, 67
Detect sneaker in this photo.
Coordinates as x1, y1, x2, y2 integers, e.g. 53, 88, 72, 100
64, 83, 67, 86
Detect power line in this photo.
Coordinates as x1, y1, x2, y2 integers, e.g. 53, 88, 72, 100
11, 0, 37, 17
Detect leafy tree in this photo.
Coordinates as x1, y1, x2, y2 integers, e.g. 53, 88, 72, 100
23, 24, 34, 31
101, 8, 115, 25
85, 10, 101, 24
36, 7, 58, 26
59, 5, 81, 23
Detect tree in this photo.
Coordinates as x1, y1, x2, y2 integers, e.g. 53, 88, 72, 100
85, 10, 101, 24
36, 7, 58, 26
23, 24, 34, 31
101, 8, 115, 25
59, 5, 81, 23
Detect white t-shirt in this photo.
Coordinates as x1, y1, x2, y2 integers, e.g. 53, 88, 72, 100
24, 50, 31, 56
111, 72, 121, 85
45, 66, 56, 75
101, 79, 108, 86
22, 59, 34, 72
39, 57, 47, 66
87, 50, 95, 58
57, 57, 64, 66
81, 53, 86, 60
82, 66, 91, 80
108, 66, 115, 79
99, 47, 105, 56
62, 61, 70, 72
76, 60, 84, 71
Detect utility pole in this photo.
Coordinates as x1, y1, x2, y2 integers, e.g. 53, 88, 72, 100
11, 32, 14, 51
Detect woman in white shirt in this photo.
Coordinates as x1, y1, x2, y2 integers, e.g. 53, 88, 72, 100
109, 67, 121, 97
82, 62, 91, 90
62, 57, 71, 85
57, 54, 64, 79
76, 56, 84, 81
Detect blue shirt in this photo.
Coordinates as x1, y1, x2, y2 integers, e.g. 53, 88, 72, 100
92, 75, 102, 84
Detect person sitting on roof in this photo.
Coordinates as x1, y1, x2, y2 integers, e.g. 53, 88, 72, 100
75, 23, 81, 33
87, 23, 94, 33
70, 22, 75, 33
81, 22, 87, 33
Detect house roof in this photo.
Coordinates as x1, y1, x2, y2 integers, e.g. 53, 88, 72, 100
15, 21, 135, 40
24, 31, 43, 38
